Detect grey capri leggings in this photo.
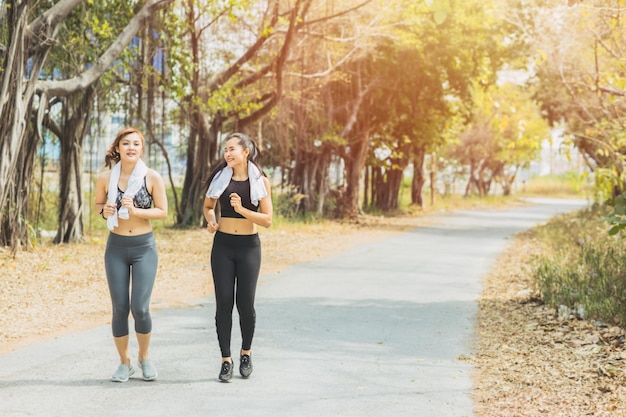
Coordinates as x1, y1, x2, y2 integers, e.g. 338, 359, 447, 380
104, 231, 158, 338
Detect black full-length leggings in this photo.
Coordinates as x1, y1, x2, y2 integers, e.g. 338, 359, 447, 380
211, 231, 261, 358
104, 232, 158, 338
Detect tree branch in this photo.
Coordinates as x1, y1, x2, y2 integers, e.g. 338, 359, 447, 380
206, 0, 280, 93
236, 93, 280, 129
302, 0, 374, 27
35, 0, 174, 97
234, 0, 306, 91
598, 85, 626, 97
27, 0, 84, 49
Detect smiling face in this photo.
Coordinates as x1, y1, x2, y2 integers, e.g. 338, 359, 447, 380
116, 132, 144, 163
223, 136, 250, 169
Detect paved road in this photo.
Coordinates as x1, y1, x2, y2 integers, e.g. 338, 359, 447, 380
0, 198, 587, 417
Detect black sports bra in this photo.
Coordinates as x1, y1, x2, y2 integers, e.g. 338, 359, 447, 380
218, 178, 258, 219
116, 177, 153, 210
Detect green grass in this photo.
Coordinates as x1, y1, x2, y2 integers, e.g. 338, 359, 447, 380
530, 204, 626, 325
519, 172, 592, 198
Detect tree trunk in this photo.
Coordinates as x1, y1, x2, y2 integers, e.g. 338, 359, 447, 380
316, 153, 330, 217
411, 149, 426, 207
371, 166, 382, 208
378, 167, 403, 211
342, 129, 369, 218
0, 1, 48, 249
178, 109, 220, 226
465, 160, 482, 197
1, 129, 40, 251
430, 152, 436, 206
363, 165, 370, 208
178, 5, 203, 226
54, 86, 95, 243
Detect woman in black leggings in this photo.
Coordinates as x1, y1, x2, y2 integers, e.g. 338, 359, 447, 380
95, 128, 168, 382
203, 133, 273, 382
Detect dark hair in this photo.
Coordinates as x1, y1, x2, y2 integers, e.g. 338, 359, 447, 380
104, 127, 145, 168
206, 132, 265, 185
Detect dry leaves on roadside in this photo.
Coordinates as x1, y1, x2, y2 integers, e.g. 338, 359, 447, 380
472, 234, 626, 417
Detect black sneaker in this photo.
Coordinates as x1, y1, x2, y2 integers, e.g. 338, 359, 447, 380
239, 354, 253, 378
219, 360, 233, 382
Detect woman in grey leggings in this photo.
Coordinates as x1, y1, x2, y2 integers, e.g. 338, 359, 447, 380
95, 128, 168, 383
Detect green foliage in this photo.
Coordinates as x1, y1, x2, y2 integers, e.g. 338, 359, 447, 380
52, 1, 132, 77
273, 186, 308, 218
457, 82, 548, 165
532, 205, 626, 325
427, 0, 452, 25
0, 4, 8, 47
604, 191, 626, 236
273, 185, 347, 220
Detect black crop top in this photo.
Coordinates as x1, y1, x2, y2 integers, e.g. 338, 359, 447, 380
218, 178, 258, 219
116, 177, 153, 210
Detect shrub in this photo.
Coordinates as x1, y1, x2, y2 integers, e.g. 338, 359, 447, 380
273, 186, 308, 218
532, 205, 626, 325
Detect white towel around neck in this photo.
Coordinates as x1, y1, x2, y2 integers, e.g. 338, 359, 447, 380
206, 163, 268, 206
107, 159, 148, 231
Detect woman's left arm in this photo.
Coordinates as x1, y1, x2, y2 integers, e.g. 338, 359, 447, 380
235, 177, 273, 228
132, 169, 169, 220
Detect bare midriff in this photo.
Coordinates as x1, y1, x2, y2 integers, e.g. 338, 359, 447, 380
111, 217, 153, 236
218, 217, 257, 235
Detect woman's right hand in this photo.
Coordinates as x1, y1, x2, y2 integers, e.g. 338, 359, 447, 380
102, 203, 115, 219
207, 220, 219, 234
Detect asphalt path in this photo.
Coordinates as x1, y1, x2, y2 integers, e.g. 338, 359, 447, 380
0, 198, 588, 417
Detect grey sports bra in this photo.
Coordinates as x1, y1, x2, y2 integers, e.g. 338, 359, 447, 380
116, 177, 153, 210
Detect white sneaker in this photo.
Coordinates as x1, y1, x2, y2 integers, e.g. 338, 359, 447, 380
139, 359, 158, 381
111, 364, 135, 382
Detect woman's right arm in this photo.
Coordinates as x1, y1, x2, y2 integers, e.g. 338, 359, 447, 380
203, 197, 219, 233
95, 172, 110, 218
